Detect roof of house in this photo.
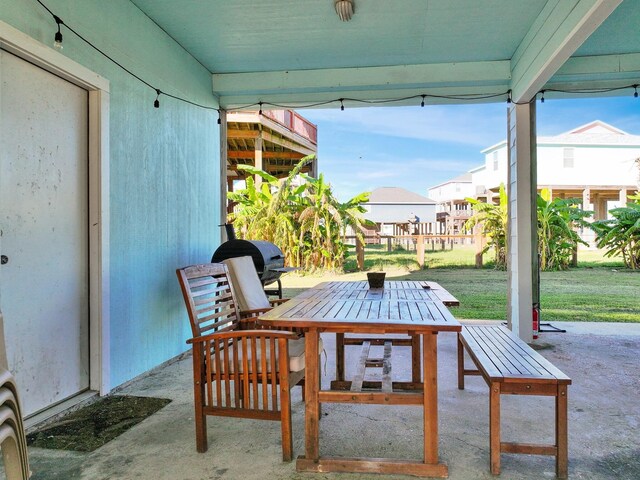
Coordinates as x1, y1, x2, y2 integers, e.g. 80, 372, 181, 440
540, 120, 640, 146
367, 187, 435, 204
428, 173, 473, 190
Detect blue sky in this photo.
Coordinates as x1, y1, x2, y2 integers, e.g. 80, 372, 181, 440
300, 96, 640, 201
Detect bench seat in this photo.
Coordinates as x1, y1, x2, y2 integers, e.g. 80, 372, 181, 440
457, 325, 571, 478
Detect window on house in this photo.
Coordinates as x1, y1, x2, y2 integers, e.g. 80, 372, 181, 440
563, 148, 574, 168
493, 151, 499, 171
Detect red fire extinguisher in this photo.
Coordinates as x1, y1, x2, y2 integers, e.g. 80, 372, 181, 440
532, 303, 540, 340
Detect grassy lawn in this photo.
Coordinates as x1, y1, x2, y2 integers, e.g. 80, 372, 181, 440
281, 244, 640, 323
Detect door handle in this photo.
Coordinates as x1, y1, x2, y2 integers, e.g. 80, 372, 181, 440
1, 255, 8, 265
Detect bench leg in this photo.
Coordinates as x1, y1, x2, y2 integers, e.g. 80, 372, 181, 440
556, 384, 569, 479
490, 382, 501, 475
457, 333, 465, 390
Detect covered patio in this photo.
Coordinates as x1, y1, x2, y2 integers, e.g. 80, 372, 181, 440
1, 0, 639, 479
19, 322, 640, 479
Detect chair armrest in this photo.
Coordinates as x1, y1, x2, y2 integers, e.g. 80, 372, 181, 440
187, 329, 299, 345
240, 307, 273, 318
269, 298, 290, 306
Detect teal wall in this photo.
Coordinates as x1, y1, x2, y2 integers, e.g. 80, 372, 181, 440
0, 0, 221, 387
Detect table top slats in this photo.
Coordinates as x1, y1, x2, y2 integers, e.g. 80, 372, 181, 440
259, 282, 461, 332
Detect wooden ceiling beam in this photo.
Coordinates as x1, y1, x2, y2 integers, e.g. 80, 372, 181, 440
227, 129, 259, 139
261, 131, 315, 155
227, 150, 305, 159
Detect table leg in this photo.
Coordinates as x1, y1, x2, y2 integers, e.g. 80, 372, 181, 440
301, 328, 320, 462
335, 333, 345, 381
411, 334, 421, 383
423, 332, 438, 464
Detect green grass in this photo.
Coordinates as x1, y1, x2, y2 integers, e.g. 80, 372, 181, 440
282, 244, 640, 323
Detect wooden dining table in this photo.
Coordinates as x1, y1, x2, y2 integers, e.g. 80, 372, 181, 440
258, 280, 462, 477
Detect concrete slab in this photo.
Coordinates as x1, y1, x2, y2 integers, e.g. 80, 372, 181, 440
7, 322, 640, 480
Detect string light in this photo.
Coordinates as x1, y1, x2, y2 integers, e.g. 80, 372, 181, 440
34, 0, 640, 117
53, 14, 63, 50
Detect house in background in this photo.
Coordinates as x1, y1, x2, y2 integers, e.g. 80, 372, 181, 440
429, 121, 640, 238
428, 173, 475, 235
364, 187, 436, 237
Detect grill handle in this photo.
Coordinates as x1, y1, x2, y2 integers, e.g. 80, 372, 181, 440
219, 223, 236, 241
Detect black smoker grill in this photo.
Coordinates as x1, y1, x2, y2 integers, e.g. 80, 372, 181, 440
211, 224, 295, 298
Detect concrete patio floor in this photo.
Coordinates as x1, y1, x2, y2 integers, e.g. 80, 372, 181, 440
14, 321, 640, 480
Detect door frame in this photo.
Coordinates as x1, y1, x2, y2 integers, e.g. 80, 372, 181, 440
0, 20, 111, 395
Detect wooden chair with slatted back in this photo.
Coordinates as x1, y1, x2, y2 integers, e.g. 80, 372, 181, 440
176, 263, 306, 461
220, 256, 308, 341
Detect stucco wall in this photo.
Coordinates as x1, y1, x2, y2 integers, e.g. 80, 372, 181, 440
0, 1, 220, 387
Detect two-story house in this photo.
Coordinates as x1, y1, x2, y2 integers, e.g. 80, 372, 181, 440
429, 121, 640, 237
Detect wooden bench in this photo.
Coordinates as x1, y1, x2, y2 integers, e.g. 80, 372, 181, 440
457, 325, 571, 478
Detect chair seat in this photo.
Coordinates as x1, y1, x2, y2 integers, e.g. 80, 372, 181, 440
211, 337, 323, 374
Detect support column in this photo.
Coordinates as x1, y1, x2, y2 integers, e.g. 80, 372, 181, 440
507, 102, 537, 343
219, 109, 228, 242
619, 188, 628, 206
254, 135, 263, 188
582, 188, 591, 211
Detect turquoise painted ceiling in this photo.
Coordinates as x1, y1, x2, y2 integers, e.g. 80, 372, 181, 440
130, 0, 640, 107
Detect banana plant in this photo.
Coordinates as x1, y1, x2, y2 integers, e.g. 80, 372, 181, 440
465, 184, 509, 269
537, 188, 591, 270
592, 192, 640, 269
227, 155, 370, 272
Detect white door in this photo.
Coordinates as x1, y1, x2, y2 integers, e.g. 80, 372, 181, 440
0, 49, 90, 416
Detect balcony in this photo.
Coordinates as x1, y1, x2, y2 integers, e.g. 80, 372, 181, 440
262, 110, 317, 145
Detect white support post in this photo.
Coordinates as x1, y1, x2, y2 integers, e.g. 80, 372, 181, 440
219, 109, 228, 242
507, 102, 537, 343
254, 136, 263, 188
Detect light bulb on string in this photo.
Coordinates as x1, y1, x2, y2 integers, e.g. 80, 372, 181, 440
154, 89, 161, 108
420, 95, 425, 107
540, 90, 545, 103
258, 102, 263, 115
217, 111, 222, 125
53, 15, 63, 50
340, 99, 345, 111
634, 85, 638, 98
507, 91, 512, 104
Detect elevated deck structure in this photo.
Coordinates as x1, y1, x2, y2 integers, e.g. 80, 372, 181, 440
226, 110, 318, 191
